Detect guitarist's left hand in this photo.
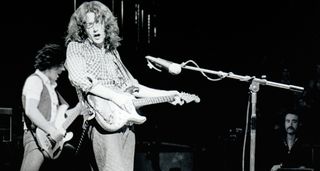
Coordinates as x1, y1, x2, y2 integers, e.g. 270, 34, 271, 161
167, 90, 184, 106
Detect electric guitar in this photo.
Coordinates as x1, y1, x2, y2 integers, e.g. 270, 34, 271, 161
87, 88, 200, 132
35, 104, 79, 159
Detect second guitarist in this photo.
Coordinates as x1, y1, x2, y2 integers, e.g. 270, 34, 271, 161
20, 44, 85, 171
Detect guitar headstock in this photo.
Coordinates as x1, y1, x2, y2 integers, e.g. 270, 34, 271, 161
180, 92, 201, 103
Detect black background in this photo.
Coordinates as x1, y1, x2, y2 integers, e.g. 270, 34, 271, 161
1, 0, 320, 170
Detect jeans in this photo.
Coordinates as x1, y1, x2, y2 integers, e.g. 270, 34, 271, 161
20, 130, 44, 171
88, 125, 136, 171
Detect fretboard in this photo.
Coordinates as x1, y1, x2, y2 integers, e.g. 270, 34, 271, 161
133, 95, 175, 108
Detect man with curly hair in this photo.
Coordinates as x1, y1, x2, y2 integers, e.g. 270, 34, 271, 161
65, 1, 184, 170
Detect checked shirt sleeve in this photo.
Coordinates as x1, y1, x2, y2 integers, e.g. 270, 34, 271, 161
65, 42, 95, 93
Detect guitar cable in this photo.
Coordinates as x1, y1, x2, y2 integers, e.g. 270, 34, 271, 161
74, 119, 89, 156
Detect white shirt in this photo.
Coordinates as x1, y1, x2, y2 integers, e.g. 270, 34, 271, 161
22, 69, 59, 123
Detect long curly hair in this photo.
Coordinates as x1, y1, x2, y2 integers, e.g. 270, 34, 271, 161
65, 1, 121, 51
34, 44, 65, 71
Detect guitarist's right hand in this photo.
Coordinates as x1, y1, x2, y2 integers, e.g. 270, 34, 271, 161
47, 126, 65, 142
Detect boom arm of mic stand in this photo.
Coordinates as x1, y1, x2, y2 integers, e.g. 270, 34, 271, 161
181, 64, 304, 92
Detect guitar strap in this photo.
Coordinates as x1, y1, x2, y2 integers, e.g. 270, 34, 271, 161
21, 109, 44, 154
56, 90, 69, 106
76, 50, 137, 138
22, 74, 48, 132
112, 50, 139, 88
23, 74, 67, 129
22, 73, 66, 156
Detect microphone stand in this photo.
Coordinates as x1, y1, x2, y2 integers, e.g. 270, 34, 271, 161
180, 64, 304, 171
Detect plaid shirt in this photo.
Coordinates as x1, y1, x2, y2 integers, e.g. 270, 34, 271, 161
65, 40, 138, 94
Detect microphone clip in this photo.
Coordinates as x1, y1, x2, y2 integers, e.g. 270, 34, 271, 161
147, 60, 162, 72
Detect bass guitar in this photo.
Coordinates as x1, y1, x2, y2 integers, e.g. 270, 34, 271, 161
35, 104, 79, 159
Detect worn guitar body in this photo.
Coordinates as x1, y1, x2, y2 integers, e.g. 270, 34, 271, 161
87, 88, 200, 132
87, 94, 147, 132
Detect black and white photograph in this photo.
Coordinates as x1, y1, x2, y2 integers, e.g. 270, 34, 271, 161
1, 0, 320, 171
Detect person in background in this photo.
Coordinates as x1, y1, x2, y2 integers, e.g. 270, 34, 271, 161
269, 109, 311, 171
20, 44, 84, 171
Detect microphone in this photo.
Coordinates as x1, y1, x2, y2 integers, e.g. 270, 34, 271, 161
145, 56, 182, 75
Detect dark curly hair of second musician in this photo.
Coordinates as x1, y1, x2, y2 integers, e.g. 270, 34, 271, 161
34, 44, 66, 71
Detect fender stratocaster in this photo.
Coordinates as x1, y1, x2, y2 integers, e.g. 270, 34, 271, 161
87, 89, 200, 132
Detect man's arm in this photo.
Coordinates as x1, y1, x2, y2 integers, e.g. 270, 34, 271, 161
133, 84, 184, 105
25, 98, 65, 141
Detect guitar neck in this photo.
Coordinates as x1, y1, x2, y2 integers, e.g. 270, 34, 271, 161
133, 95, 175, 108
